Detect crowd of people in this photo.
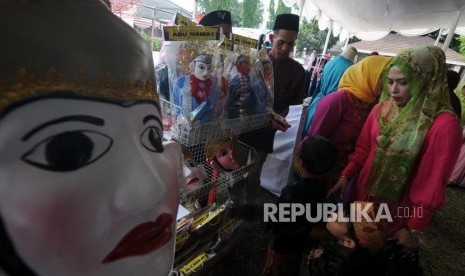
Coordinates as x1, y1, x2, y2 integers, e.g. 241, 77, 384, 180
1, 1, 464, 275
200, 8, 464, 276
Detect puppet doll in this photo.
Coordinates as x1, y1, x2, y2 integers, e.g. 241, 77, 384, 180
173, 54, 225, 124
0, 1, 182, 276
181, 145, 206, 193
251, 56, 274, 115
204, 138, 243, 205
228, 55, 254, 118
204, 137, 241, 175
181, 145, 207, 210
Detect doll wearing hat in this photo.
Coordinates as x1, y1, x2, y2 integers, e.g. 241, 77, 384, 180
173, 54, 226, 124
0, 1, 182, 275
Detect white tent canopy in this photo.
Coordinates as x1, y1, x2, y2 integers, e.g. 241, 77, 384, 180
284, 0, 465, 43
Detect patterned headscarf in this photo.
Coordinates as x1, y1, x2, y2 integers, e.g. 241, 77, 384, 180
454, 82, 465, 124
368, 45, 455, 201
338, 55, 392, 103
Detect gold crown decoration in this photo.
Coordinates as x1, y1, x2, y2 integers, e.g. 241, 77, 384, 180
0, 68, 158, 115
234, 45, 254, 61
177, 41, 219, 75
253, 46, 272, 73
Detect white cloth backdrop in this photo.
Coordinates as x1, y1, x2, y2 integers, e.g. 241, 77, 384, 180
284, 0, 465, 41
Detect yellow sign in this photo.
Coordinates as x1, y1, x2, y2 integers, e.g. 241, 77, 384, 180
232, 34, 258, 49
175, 230, 190, 246
219, 37, 234, 51
163, 26, 220, 41
179, 253, 209, 275
174, 13, 196, 26
218, 219, 237, 235
192, 208, 223, 230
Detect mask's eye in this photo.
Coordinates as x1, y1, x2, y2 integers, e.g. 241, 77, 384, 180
140, 126, 163, 152
22, 130, 112, 172
186, 159, 196, 168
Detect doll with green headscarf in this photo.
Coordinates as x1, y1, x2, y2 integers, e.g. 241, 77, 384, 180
330, 45, 462, 252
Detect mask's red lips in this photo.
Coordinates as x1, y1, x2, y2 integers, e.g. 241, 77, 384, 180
102, 213, 173, 264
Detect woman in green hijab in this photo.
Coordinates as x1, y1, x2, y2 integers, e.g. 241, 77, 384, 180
329, 45, 462, 249
454, 82, 465, 124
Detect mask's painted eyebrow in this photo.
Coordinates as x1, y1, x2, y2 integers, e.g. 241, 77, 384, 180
22, 115, 104, 141
143, 114, 162, 127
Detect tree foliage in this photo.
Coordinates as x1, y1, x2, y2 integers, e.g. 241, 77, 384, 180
276, 0, 291, 15
268, 0, 291, 31
266, 0, 276, 29
241, 0, 264, 28
296, 18, 338, 53
110, 0, 138, 16
460, 36, 465, 58
139, 31, 162, 51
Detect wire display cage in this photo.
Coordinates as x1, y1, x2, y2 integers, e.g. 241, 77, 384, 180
161, 98, 272, 146
179, 138, 259, 212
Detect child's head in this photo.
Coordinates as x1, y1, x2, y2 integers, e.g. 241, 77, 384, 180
299, 135, 338, 176
326, 208, 358, 249
326, 202, 387, 251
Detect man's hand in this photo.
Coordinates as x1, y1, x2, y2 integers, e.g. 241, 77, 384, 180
271, 112, 291, 131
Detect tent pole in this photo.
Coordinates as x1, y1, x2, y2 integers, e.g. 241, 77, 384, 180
298, 0, 305, 17
434, 28, 442, 46
322, 20, 333, 55
442, 10, 462, 52
151, 9, 155, 51
192, 0, 198, 20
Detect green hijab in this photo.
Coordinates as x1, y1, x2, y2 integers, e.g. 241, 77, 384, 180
367, 45, 455, 202
454, 82, 465, 124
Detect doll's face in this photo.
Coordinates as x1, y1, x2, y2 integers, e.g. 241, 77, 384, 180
213, 142, 240, 171
183, 155, 206, 192
237, 60, 251, 75
0, 99, 181, 276
193, 61, 212, 81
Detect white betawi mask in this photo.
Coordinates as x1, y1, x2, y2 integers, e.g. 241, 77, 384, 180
0, 99, 182, 276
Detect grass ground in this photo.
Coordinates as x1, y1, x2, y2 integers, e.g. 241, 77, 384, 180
420, 186, 465, 276
205, 186, 465, 276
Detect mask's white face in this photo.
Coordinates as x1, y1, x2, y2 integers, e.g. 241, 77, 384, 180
182, 155, 206, 192
0, 99, 181, 276
193, 61, 212, 81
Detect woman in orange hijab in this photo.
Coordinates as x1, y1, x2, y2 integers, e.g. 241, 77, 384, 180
300, 55, 392, 193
